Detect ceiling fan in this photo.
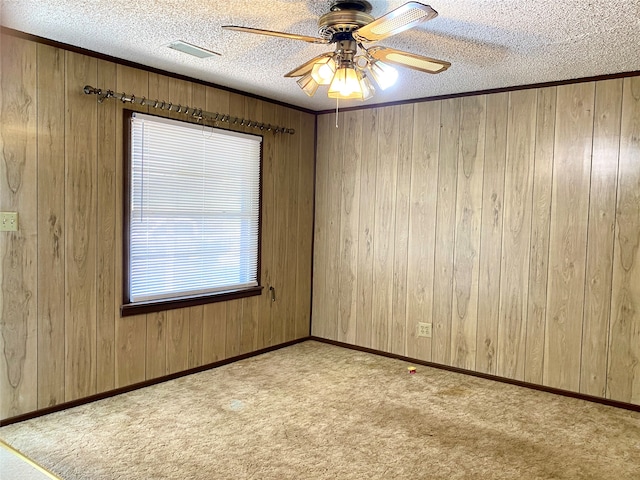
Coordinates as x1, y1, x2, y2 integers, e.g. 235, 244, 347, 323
222, 1, 450, 101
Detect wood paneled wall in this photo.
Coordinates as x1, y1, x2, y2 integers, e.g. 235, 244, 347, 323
0, 33, 315, 420
313, 77, 640, 405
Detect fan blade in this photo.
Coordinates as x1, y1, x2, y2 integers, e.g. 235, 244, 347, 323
222, 26, 329, 45
368, 46, 450, 74
353, 2, 438, 43
284, 53, 334, 78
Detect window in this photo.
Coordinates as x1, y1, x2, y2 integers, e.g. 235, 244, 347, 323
122, 110, 262, 316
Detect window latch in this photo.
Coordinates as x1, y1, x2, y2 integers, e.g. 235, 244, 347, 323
269, 286, 276, 302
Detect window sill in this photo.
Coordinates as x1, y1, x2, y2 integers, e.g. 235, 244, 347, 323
120, 285, 264, 317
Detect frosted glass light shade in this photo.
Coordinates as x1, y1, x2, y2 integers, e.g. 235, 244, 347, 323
311, 57, 336, 85
368, 60, 398, 90
358, 73, 375, 100
328, 67, 363, 99
297, 74, 319, 96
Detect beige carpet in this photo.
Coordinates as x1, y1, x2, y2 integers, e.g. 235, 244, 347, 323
1, 340, 639, 479
0, 440, 59, 479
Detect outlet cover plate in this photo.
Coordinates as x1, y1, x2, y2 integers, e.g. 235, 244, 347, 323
417, 322, 432, 338
0, 212, 18, 231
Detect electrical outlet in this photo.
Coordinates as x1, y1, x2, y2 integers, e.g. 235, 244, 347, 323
0, 212, 18, 232
417, 322, 432, 338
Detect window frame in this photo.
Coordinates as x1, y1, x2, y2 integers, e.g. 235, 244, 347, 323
121, 109, 263, 317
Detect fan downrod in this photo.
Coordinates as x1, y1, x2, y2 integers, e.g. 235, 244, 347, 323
330, 1, 372, 13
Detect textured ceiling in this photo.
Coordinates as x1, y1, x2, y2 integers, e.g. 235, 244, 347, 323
2, 0, 639, 111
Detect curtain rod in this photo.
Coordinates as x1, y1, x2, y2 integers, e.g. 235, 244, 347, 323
83, 85, 295, 135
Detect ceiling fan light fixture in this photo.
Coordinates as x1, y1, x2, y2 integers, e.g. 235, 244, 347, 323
311, 57, 337, 85
297, 74, 320, 97
368, 59, 398, 90
226, 2, 451, 103
328, 66, 363, 99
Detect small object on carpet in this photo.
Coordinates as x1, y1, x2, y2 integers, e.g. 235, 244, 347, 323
408, 366, 417, 374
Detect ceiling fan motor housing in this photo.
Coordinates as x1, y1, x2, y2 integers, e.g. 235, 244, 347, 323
319, 4, 374, 41
330, 0, 373, 12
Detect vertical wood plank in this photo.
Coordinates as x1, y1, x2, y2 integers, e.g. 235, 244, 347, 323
244, 96, 262, 128
324, 111, 343, 341
206, 86, 230, 113
240, 96, 262, 353
607, 76, 640, 404
36, 43, 66, 407
240, 297, 258, 354
258, 101, 276, 347
311, 115, 330, 338
202, 301, 226, 364
295, 112, 315, 338
145, 311, 167, 378
114, 64, 148, 388
476, 92, 508, 374
238, 98, 263, 353
189, 305, 204, 368
391, 104, 413, 356
371, 106, 399, 352
406, 101, 441, 362
270, 105, 290, 345
544, 82, 595, 391
167, 308, 189, 374
451, 95, 486, 370
524, 87, 557, 384
337, 110, 362, 344
95, 58, 118, 394
0, 35, 38, 418
284, 108, 300, 342
166, 77, 192, 121
225, 299, 243, 358
115, 312, 146, 388
64, 51, 98, 401
580, 79, 622, 396
355, 109, 378, 348
497, 89, 536, 380
432, 98, 460, 365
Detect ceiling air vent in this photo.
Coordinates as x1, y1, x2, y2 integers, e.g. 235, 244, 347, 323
167, 40, 221, 58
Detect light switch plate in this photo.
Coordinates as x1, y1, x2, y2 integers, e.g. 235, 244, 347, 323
0, 212, 19, 231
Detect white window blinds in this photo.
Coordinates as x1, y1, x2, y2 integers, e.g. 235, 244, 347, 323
128, 112, 261, 303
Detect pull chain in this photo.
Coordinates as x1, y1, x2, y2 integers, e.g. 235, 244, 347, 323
335, 97, 340, 128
